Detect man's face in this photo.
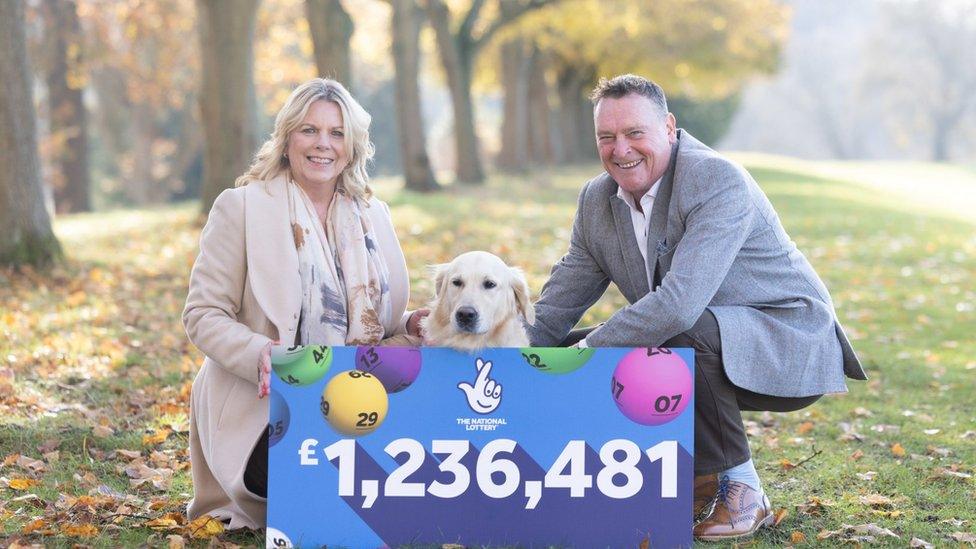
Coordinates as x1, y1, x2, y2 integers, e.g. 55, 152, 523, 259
594, 94, 677, 198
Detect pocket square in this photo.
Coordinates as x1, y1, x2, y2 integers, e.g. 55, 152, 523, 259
656, 239, 669, 255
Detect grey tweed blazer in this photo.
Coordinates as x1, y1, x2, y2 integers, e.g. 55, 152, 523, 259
528, 130, 865, 397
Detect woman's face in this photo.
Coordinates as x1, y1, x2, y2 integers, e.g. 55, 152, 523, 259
287, 100, 349, 189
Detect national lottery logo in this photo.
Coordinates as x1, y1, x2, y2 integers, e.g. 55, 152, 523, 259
457, 357, 502, 414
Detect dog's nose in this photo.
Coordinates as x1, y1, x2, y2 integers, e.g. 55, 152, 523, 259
455, 306, 479, 329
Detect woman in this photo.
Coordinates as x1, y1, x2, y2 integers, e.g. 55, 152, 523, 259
183, 78, 426, 529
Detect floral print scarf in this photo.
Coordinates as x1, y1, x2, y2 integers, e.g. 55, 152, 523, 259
287, 180, 392, 346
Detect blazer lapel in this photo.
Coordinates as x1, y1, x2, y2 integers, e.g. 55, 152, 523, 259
244, 178, 301, 338
610, 195, 650, 298
647, 137, 681, 288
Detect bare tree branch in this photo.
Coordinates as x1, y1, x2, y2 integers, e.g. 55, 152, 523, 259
458, 0, 486, 47
473, 0, 556, 51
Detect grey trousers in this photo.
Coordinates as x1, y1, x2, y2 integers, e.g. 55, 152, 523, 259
563, 310, 822, 476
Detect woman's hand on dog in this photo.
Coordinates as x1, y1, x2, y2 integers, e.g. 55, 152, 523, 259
407, 308, 431, 341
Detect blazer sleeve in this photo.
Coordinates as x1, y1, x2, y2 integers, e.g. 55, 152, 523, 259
586, 159, 754, 347
528, 183, 611, 346
183, 188, 271, 383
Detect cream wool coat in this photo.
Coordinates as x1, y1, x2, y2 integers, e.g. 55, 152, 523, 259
183, 177, 410, 529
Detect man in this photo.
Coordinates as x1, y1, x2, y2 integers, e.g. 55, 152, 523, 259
528, 74, 865, 541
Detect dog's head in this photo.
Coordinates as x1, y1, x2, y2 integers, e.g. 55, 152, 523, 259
430, 251, 534, 337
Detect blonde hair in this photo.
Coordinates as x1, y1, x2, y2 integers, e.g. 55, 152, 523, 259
235, 78, 375, 201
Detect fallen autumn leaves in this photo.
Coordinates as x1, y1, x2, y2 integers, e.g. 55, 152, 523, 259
3, 166, 976, 546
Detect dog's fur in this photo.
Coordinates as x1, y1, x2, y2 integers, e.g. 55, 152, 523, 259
422, 251, 534, 350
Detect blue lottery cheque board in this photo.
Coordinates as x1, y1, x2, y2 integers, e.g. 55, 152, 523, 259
267, 346, 694, 548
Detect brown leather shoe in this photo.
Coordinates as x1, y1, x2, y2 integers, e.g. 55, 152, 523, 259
693, 474, 718, 523
693, 477, 774, 540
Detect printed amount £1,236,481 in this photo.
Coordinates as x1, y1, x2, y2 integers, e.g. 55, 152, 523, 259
295, 438, 679, 509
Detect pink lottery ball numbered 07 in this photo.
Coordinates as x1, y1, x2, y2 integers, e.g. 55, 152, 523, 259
611, 348, 692, 426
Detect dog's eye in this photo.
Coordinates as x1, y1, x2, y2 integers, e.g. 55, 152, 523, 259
483, 280, 497, 289
451, 279, 463, 287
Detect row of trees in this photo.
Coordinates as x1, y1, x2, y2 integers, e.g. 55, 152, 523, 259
2, 0, 786, 267
721, 0, 976, 162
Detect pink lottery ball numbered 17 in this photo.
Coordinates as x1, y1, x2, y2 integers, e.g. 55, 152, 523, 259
611, 348, 692, 426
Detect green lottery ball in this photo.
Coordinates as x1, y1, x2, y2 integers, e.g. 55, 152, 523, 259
271, 345, 333, 386
520, 347, 596, 374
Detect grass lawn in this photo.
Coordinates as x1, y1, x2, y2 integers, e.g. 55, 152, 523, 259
1, 157, 973, 547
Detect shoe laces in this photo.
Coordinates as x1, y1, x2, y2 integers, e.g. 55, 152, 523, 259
716, 475, 732, 503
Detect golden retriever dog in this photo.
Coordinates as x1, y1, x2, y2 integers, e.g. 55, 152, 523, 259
422, 251, 534, 350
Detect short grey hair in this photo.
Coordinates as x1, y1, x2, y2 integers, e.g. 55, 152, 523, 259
590, 74, 668, 116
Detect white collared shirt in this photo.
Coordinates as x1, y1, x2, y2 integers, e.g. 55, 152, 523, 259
616, 179, 661, 289
578, 178, 661, 349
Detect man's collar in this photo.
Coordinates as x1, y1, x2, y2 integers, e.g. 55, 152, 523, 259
616, 177, 661, 212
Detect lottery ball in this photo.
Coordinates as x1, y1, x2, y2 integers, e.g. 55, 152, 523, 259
265, 527, 293, 548
267, 389, 290, 447
320, 370, 388, 436
520, 347, 596, 374
272, 345, 332, 386
355, 346, 422, 393
611, 348, 692, 426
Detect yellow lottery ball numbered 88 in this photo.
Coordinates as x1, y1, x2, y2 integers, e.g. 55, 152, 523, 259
320, 370, 388, 436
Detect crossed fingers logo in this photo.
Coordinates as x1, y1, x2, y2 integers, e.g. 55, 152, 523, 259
457, 358, 502, 414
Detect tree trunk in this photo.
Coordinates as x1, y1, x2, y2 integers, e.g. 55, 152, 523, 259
497, 37, 531, 172
196, 0, 260, 214
90, 66, 131, 184
305, 0, 353, 86
171, 105, 204, 198
526, 46, 553, 166
0, 0, 61, 266
555, 62, 597, 163
42, 0, 90, 214
425, 0, 552, 182
575, 72, 597, 160
425, 0, 485, 184
554, 64, 579, 163
451, 59, 484, 183
931, 114, 952, 162
128, 103, 159, 204
391, 0, 439, 192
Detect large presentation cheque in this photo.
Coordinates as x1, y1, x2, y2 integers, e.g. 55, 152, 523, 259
267, 346, 694, 548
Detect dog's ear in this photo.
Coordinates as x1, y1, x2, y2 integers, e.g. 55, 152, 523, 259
429, 263, 450, 298
509, 267, 535, 325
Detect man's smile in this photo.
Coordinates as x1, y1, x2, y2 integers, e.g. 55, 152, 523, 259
615, 158, 644, 169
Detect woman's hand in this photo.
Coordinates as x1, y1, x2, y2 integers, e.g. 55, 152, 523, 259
257, 341, 273, 398
406, 308, 430, 340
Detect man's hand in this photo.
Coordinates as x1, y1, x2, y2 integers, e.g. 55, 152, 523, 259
407, 308, 430, 339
